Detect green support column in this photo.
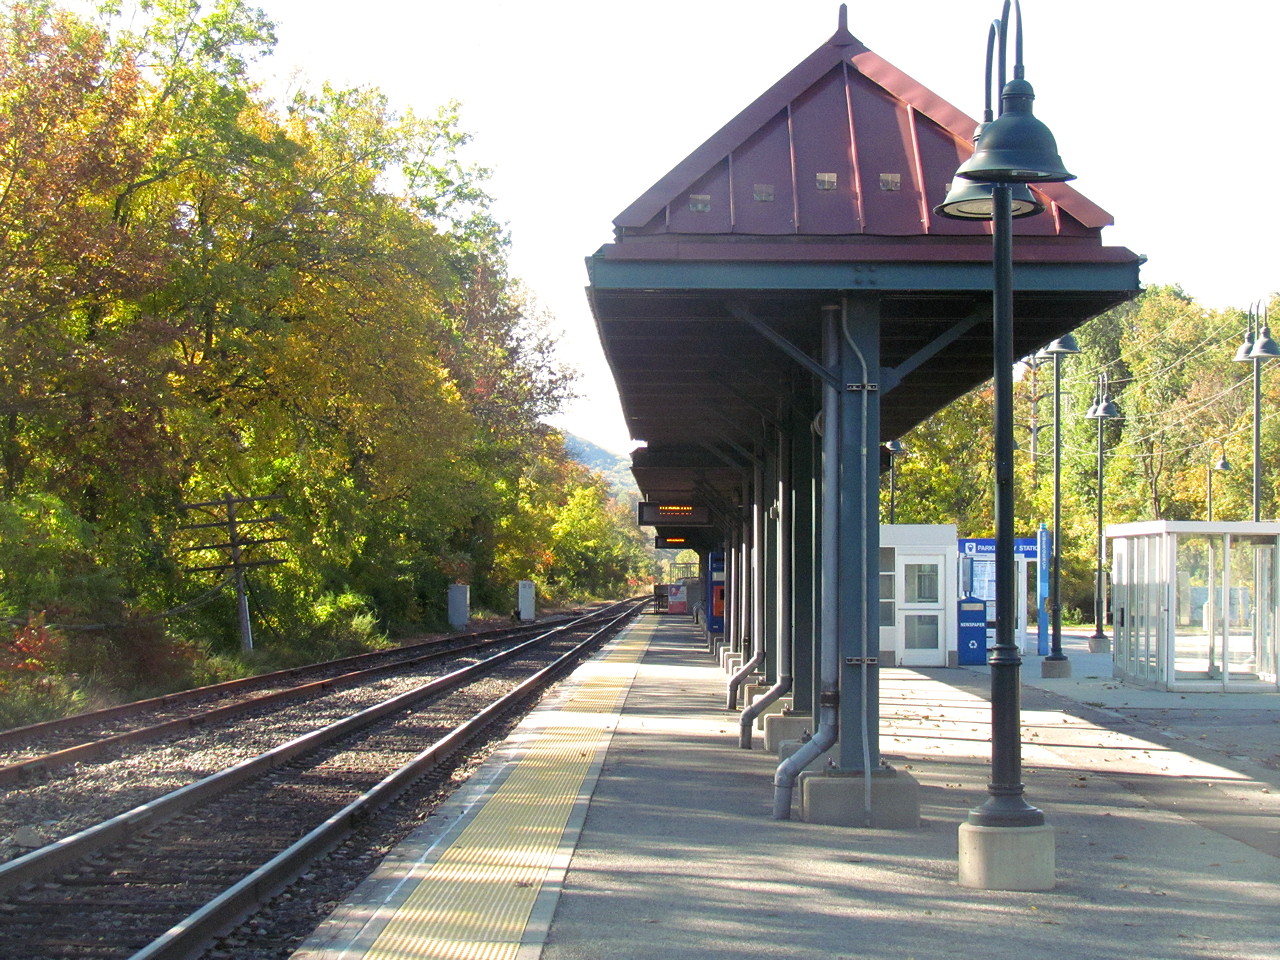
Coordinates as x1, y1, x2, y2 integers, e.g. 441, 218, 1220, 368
790, 407, 817, 717
762, 435, 780, 684
835, 295, 882, 774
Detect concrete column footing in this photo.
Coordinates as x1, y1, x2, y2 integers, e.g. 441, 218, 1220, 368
751, 695, 791, 729
764, 715, 812, 753
958, 822, 1056, 890
777, 738, 833, 767
797, 766, 921, 829
1040, 658, 1072, 679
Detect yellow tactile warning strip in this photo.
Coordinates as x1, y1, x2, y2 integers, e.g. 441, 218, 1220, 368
362, 618, 655, 960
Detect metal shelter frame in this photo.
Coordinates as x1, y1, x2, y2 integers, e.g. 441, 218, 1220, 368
588, 6, 1141, 822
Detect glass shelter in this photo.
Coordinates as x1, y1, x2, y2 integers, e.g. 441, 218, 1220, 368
1108, 521, 1280, 692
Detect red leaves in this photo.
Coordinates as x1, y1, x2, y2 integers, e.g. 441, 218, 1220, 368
2, 612, 62, 675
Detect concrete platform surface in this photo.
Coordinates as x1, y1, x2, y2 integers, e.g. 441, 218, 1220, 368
298, 615, 1280, 960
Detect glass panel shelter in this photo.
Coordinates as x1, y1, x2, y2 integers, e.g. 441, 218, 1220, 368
1108, 521, 1280, 692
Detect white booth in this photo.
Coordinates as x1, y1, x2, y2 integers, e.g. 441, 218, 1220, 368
879, 525, 958, 667
1108, 520, 1280, 692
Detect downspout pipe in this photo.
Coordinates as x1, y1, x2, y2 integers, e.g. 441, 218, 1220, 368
773, 307, 841, 818
718, 540, 738, 657
728, 457, 766, 709
741, 427, 793, 747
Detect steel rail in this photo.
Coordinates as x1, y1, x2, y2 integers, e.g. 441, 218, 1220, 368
128, 601, 641, 960
0, 622, 568, 787
0, 617, 573, 752
0, 603, 640, 898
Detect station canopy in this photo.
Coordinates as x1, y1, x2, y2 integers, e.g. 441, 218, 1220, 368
586, 11, 1141, 523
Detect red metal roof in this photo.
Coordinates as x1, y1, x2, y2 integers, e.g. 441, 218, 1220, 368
613, 10, 1113, 245
588, 7, 1140, 507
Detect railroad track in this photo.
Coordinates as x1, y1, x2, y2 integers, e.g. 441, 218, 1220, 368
0, 614, 581, 786
0, 599, 645, 960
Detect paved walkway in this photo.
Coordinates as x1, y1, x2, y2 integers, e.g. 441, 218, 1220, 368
539, 620, 1279, 960
296, 616, 1279, 960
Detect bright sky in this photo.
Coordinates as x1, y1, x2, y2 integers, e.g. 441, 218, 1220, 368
110, 1, 1280, 453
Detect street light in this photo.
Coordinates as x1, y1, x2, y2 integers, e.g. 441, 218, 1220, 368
1232, 305, 1279, 521
1207, 441, 1231, 521
885, 440, 906, 523
1040, 334, 1079, 677
1085, 374, 1120, 651
935, 10, 1045, 222
937, 0, 1072, 884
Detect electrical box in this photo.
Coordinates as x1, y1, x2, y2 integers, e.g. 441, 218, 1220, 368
517, 580, 536, 621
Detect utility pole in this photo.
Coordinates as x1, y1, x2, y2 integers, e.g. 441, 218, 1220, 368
179, 494, 286, 652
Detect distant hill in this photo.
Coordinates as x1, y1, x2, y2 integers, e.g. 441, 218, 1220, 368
562, 433, 638, 496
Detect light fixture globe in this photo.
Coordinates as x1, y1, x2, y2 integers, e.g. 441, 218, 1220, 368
1250, 325, 1280, 359
1087, 394, 1120, 420
1045, 333, 1080, 355
955, 79, 1075, 184
935, 178, 1044, 220
1234, 330, 1255, 363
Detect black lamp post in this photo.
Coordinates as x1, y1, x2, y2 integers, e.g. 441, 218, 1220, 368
1085, 374, 1120, 649
937, 0, 1073, 837
885, 440, 905, 522
1232, 306, 1279, 521
1207, 441, 1231, 521
1041, 335, 1079, 674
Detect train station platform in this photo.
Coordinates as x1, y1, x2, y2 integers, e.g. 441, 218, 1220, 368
293, 613, 1280, 960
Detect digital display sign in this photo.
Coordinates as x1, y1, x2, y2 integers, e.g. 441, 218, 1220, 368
637, 501, 711, 526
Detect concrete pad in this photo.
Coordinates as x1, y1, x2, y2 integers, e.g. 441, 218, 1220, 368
958, 822, 1056, 890
750, 694, 789, 729
797, 767, 921, 828
1040, 658, 1072, 679
777, 737, 834, 767
763, 714, 810, 752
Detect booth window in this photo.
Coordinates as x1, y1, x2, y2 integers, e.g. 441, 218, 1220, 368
879, 547, 895, 626
905, 562, 940, 604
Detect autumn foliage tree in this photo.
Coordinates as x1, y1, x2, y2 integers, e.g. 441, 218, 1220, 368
891, 285, 1280, 620
0, 1, 648, 710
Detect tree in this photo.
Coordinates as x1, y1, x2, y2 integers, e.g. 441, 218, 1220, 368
891, 385, 995, 535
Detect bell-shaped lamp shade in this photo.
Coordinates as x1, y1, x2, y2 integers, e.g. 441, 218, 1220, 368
1214, 452, 1232, 472
1087, 395, 1120, 420
1234, 330, 1255, 363
1045, 333, 1080, 355
955, 79, 1075, 184
1250, 325, 1280, 359
934, 178, 1044, 220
